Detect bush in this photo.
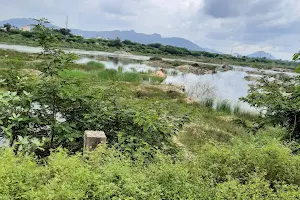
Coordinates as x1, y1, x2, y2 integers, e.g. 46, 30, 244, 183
1, 132, 300, 199
149, 56, 162, 61
86, 61, 105, 70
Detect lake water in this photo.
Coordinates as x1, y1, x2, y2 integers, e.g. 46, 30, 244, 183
76, 58, 255, 110
1, 43, 297, 111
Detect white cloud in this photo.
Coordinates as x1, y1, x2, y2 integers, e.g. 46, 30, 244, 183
0, 0, 299, 60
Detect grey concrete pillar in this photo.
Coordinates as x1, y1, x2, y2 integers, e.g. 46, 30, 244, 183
84, 131, 107, 151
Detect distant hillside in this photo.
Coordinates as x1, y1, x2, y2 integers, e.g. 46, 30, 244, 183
70, 29, 206, 51
247, 51, 276, 60
0, 18, 210, 52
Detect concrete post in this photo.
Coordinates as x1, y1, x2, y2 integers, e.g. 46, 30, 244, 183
84, 131, 107, 151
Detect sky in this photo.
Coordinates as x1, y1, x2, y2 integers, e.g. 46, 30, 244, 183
1, 0, 299, 60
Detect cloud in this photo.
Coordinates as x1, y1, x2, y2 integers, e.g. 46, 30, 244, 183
0, 0, 299, 60
203, 0, 284, 18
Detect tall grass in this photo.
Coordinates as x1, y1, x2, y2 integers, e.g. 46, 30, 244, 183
199, 98, 214, 109
233, 104, 258, 120
97, 69, 148, 83
86, 61, 105, 70
97, 69, 118, 81
120, 72, 141, 82
68, 62, 105, 71
216, 100, 232, 113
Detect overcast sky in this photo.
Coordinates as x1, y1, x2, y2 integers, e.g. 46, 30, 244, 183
1, 0, 299, 60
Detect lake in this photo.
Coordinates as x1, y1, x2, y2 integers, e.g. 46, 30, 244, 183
1, 43, 297, 111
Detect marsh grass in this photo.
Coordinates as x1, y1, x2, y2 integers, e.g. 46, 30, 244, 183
120, 72, 141, 82
199, 98, 214, 109
97, 69, 118, 81
86, 61, 105, 70
216, 100, 232, 113
233, 104, 258, 120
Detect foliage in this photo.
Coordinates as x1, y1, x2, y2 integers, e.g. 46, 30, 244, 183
149, 56, 163, 61
241, 74, 300, 140
110, 37, 122, 48
0, 131, 300, 199
216, 100, 232, 113
0, 19, 184, 156
3, 23, 12, 31
86, 61, 105, 70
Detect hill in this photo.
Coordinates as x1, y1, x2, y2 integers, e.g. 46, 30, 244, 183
70, 29, 206, 51
0, 18, 206, 51
247, 51, 276, 60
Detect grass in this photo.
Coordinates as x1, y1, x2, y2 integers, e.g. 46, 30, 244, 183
59, 70, 89, 79
216, 100, 232, 113
86, 61, 105, 70
233, 104, 258, 120
199, 98, 214, 109
120, 72, 141, 82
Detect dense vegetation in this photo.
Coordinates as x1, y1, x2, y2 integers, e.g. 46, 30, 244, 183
0, 19, 300, 199
0, 23, 297, 70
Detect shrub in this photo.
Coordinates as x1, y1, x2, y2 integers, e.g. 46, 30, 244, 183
1, 133, 300, 199
86, 61, 105, 70
149, 56, 162, 61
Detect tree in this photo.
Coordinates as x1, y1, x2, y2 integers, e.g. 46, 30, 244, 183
240, 59, 300, 140
57, 28, 71, 36
3, 23, 12, 32
111, 37, 122, 48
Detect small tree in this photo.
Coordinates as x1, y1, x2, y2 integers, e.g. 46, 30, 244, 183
241, 72, 300, 140
111, 37, 122, 48
3, 23, 12, 31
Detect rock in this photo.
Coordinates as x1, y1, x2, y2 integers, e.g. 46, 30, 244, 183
84, 131, 106, 151
271, 67, 292, 73
246, 70, 267, 76
154, 69, 167, 78
220, 63, 233, 71
244, 76, 258, 81
176, 65, 190, 71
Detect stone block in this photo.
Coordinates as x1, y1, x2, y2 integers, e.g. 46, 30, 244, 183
84, 131, 106, 151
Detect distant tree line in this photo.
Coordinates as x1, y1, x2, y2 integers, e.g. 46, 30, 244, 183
0, 24, 297, 68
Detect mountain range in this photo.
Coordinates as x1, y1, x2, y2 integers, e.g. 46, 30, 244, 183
0, 18, 206, 51
0, 18, 276, 60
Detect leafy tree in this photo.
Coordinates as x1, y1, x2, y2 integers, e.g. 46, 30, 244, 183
148, 43, 162, 48
57, 28, 71, 36
3, 23, 12, 31
241, 52, 300, 140
111, 37, 122, 48
123, 39, 134, 45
